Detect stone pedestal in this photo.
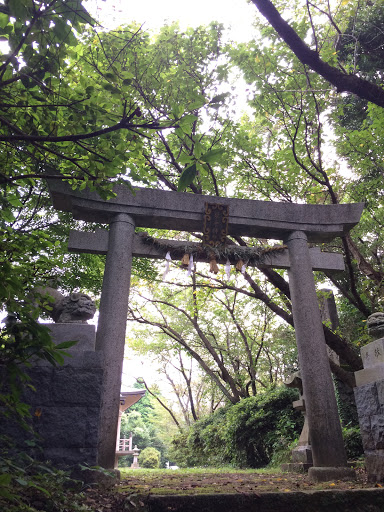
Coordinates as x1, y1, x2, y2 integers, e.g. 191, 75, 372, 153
356, 336, 384, 387
0, 323, 104, 468
284, 442, 313, 473
308, 466, 356, 482
355, 348, 384, 482
44, 322, 96, 353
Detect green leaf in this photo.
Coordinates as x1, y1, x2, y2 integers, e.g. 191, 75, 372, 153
85, 85, 94, 96
51, 351, 65, 365
2, 208, 14, 222
200, 148, 225, 164
177, 163, 197, 192
193, 141, 204, 158
0, 473, 12, 486
52, 17, 70, 42
102, 83, 120, 95
175, 127, 184, 138
188, 97, 207, 110
209, 92, 230, 104
2, 67, 12, 81
0, 13, 9, 29
7, 196, 23, 207
179, 114, 198, 127
8, 0, 28, 20
0, 487, 14, 499
64, 1, 94, 26
179, 153, 193, 165
15, 478, 28, 486
172, 105, 183, 118
55, 340, 78, 349
28, 483, 50, 496
104, 72, 116, 81
20, 75, 33, 88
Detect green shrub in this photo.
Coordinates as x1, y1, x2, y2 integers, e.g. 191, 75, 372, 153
171, 386, 303, 468
139, 447, 161, 468
223, 387, 303, 467
342, 424, 364, 460
169, 431, 204, 468
334, 379, 359, 427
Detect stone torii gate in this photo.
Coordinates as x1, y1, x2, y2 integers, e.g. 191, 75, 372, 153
48, 181, 363, 481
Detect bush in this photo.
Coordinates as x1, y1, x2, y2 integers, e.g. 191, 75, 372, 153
223, 387, 303, 467
139, 447, 161, 468
171, 386, 303, 468
342, 425, 364, 460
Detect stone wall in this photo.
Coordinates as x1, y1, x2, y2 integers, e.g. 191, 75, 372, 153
354, 380, 384, 482
0, 324, 104, 468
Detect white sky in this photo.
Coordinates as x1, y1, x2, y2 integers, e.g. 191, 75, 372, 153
84, 0, 259, 42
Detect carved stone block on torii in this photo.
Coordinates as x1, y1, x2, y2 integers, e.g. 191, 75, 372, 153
203, 202, 229, 247
48, 180, 363, 479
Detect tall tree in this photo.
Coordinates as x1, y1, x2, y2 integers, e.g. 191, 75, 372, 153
123, 2, 384, 393
4, 1, 381, 403
1, 17, 230, 333
222, 0, 384, 378
127, 267, 298, 405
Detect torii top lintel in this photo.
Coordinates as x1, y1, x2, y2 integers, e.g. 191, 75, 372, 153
48, 181, 364, 243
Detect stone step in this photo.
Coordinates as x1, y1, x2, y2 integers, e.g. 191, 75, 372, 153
144, 489, 384, 512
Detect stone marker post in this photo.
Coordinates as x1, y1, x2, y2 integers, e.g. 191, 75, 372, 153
96, 213, 135, 469
354, 313, 384, 482
282, 372, 313, 473
285, 231, 354, 482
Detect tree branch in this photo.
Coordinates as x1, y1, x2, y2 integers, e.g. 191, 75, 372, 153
136, 377, 183, 431
0, 114, 169, 142
250, 0, 384, 107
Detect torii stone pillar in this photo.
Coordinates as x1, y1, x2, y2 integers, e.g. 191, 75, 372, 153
96, 213, 135, 469
286, 231, 353, 481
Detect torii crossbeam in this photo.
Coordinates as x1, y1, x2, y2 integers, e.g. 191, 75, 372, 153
48, 180, 363, 481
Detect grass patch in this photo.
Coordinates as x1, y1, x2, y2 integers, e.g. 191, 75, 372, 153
119, 466, 277, 477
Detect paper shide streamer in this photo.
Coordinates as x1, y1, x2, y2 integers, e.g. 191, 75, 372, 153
187, 254, 194, 277
225, 259, 231, 280
162, 251, 172, 280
